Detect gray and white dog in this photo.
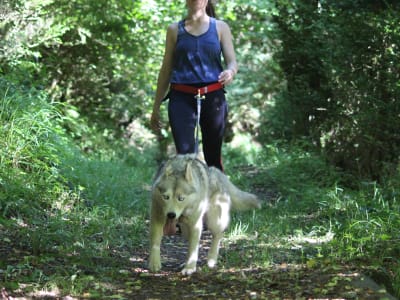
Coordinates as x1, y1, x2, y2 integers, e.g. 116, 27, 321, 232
148, 154, 261, 275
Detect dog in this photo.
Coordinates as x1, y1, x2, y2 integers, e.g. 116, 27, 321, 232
148, 154, 261, 275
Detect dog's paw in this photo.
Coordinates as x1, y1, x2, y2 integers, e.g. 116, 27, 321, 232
181, 265, 196, 276
149, 262, 161, 272
148, 257, 161, 273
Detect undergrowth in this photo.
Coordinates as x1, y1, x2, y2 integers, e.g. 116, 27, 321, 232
0, 81, 153, 295
224, 142, 400, 297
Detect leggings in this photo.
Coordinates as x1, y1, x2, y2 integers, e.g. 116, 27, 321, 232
168, 88, 227, 171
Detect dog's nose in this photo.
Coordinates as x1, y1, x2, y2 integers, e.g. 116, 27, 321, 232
167, 212, 176, 219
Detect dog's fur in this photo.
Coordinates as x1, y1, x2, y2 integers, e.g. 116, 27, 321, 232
148, 154, 261, 275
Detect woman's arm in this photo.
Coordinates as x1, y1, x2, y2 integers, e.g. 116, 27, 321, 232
217, 20, 238, 86
151, 23, 177, 132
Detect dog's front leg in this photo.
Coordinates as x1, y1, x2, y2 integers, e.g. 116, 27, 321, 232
181, 219, 202, 275
148, 220, 163, 272
207, 232, 223, 268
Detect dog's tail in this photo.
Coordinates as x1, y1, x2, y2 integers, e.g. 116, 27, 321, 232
212, 168, 261, 211
230, 187, 261, 211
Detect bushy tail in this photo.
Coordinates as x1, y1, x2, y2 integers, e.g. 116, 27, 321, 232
213, 169, 261, 211
230, 186, 261, 211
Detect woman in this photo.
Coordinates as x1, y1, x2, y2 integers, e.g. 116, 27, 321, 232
150, 0, 237, 171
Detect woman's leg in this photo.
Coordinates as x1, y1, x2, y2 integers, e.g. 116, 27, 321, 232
200, 89, 227, 171
168, 91, 197, 154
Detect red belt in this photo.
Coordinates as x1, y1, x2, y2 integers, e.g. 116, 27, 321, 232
170, 82, 223, 95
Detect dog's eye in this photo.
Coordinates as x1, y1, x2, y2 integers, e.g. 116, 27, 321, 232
177, 195, 185, 202
162, 194, 170, 201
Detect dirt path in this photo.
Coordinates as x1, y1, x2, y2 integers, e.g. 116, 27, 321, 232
124, 232, 396, 300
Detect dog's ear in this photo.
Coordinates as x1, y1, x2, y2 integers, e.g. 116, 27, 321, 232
185, 161, 193, 182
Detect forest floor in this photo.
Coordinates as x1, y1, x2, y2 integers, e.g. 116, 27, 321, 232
124, 232, 397, 299
0, 166, 397, 299
0, 227, 396, 299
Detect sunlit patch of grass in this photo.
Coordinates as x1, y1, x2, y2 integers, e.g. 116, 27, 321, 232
227, 220, 250, 241
223, 133, 262, 167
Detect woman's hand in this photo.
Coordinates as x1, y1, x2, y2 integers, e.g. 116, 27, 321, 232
150, 109, 162, 136
218, 69, 235, 86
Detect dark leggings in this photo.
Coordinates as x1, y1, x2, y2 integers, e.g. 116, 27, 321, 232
168, 88, 227, 171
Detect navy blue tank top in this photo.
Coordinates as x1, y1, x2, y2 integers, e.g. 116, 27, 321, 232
170, 17, 223, 84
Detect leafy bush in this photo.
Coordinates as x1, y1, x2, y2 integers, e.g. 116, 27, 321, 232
0, 0, 188, 133
265, 0, 400, 179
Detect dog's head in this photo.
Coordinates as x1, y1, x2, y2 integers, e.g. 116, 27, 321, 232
153, 158, 199, 235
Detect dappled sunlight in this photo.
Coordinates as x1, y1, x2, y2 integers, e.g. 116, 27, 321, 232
288, 230, 335, 246
26, 287, 66, 300
1, 0, 399, 297
226, 221, 252, 241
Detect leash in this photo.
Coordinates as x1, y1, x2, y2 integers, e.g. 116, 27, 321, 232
194, 89, 205, 154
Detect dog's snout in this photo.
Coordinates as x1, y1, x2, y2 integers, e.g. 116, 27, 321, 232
167, 212, 176, 219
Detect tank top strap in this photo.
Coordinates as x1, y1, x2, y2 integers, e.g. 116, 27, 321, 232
177, 20, 186, 35
210, 17, 216, 28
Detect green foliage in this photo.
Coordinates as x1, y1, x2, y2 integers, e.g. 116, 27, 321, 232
0, 79, 67, 217
1, 0, 184, 130
38, 0, 151, 126
0, 79, 154, 296
244, 143, 400, 297
219, 1, 283, 138
1, 0, 400, 297
3, 0, 400, 180
319, 4, 400, 179
266, 0, 400, 179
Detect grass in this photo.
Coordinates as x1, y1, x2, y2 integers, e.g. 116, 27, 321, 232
0, 82, 399, 298
0, 82, 153, 296
221, 143, 400, 296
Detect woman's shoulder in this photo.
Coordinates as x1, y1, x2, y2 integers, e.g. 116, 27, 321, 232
167, 22, 180, 32
215, 19, 231, 30
165, 22, 180, 41
164, 22, 180, 45
215, 19, 231, 36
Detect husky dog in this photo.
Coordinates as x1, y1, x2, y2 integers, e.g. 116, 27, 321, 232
148, 154, 261, 275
